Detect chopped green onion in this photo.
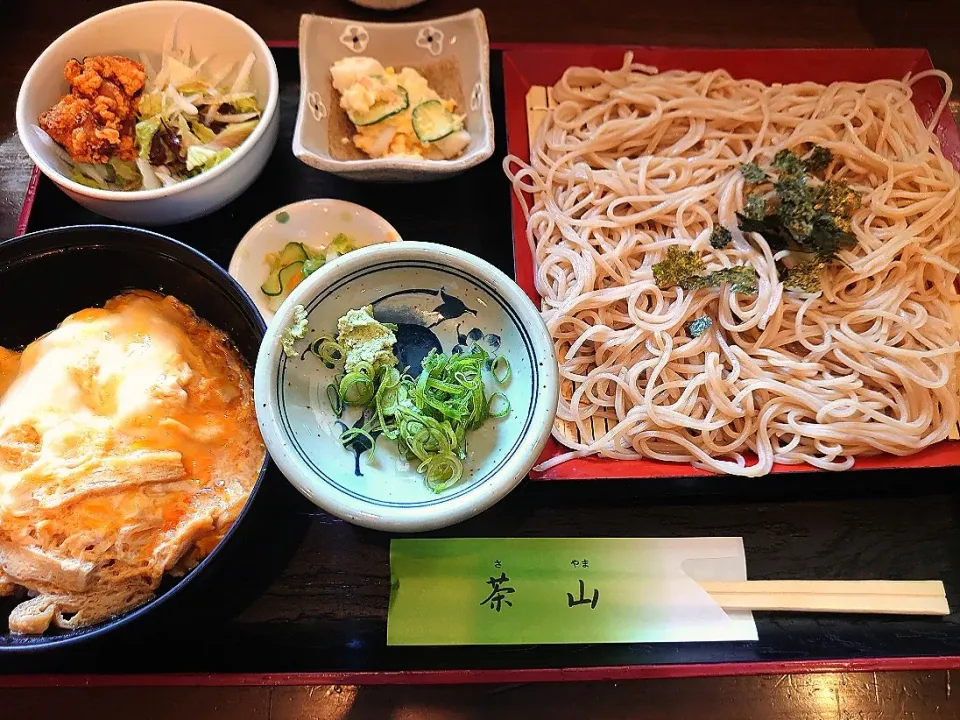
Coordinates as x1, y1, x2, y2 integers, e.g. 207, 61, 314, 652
489, 392, 511, 418
339, 371, 375, 406
326, 383, 343, 416
419, 452, 463, 493
491, 356, 511, 384
310, 337, 344, 369
311, 336, 509, 492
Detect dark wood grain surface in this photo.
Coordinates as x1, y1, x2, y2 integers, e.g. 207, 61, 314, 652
4, 0, 960, 690
5, 671, 960, 719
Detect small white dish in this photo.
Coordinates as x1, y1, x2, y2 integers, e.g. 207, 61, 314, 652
255, 242, 558, 532
16, 1, 280, 225
293, 9, 494, 182
229, 199, 402, 321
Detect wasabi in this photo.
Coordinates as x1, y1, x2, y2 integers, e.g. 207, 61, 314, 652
336, 305, 397, 373
280, 304, 309, 358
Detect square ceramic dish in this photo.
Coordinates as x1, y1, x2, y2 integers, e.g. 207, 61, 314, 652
293, 9, 494, 181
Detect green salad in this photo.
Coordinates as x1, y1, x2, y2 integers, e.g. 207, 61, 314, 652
59, 43, 261, 191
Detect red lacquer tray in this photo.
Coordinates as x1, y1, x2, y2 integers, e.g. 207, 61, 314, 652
502, 46, 960, 481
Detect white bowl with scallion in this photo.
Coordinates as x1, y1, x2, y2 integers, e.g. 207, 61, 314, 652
254, 241, 558, 532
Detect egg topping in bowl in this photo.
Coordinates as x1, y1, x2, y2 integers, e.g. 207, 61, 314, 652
0, 291, 264, 634
331, 57, 471, 160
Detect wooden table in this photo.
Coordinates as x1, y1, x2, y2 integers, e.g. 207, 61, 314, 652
4, 0, 960, 716
4, 671, 960, 719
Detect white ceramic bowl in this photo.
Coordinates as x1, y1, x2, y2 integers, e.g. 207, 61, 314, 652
229, 199, 403, 322
294, 9, 494, 182
16, 1, 280, 225
255, 242, 558, 532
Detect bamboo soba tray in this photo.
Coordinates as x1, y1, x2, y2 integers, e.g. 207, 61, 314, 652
503, 46, 960, 481
6, 44, 960, 684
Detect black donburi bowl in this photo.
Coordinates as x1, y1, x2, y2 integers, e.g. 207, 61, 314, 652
0, 225, 267, 652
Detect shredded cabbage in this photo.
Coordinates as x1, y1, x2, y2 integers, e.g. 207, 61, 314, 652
230, 96, 259, 114
186, 146, 232, 172
230, 52, 257, 94
138, 92, 163, 118
175, 115, 201, 148
48, 23, 262, 192
189, 121, 217, 144
70, 158, 141, 190
69, 168, 105, 189
109, 158, 140, 185
328, 233, 360, 257
153, 165, 179, 187
207, 120, 259, 150
136, 158, 162, 190
135, 117, 161, 159
165, 57, 196, 87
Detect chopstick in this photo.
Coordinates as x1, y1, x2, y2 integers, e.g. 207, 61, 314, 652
698, 580, 950, 616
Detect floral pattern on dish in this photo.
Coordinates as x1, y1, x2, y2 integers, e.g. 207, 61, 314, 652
339, 25, 370, 53
306, 91, 326, 121
415, 26, 444, 56
470, 82, 484, 112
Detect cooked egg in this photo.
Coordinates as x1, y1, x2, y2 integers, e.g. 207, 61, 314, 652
0, 291, 263, 633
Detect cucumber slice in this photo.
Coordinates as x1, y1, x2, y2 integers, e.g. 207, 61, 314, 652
278, 261, 305, 295
260, 273, 282, 296
411, 100, 459, 143
277, 242, 308, 265
261, 243, 309, 296
347, 86, 410, 127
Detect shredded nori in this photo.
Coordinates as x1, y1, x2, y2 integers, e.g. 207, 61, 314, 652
708, 265, 758, 294
771, 149, 804, 175
735, 148, 860, 267
709, 226, 732, 249
803, 145, 834, 173
686, 316, 713, 338
740, 162, 768, 184
783, 258, 826, 293
652, 246, 705, 289
743, 194, 767, 222
653, 247, 758, 295
813, 180, 861, 227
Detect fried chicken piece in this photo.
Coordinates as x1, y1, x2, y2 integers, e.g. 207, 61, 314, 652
39, 55, 146, 165
66, 55, 146, 98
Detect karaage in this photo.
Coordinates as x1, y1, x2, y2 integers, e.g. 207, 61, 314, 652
39, 55, 146, 164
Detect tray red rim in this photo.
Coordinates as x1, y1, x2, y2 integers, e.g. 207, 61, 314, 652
1, 655, 959, 686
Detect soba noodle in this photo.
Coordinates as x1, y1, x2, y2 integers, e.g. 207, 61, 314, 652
505, 54, 960, 476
